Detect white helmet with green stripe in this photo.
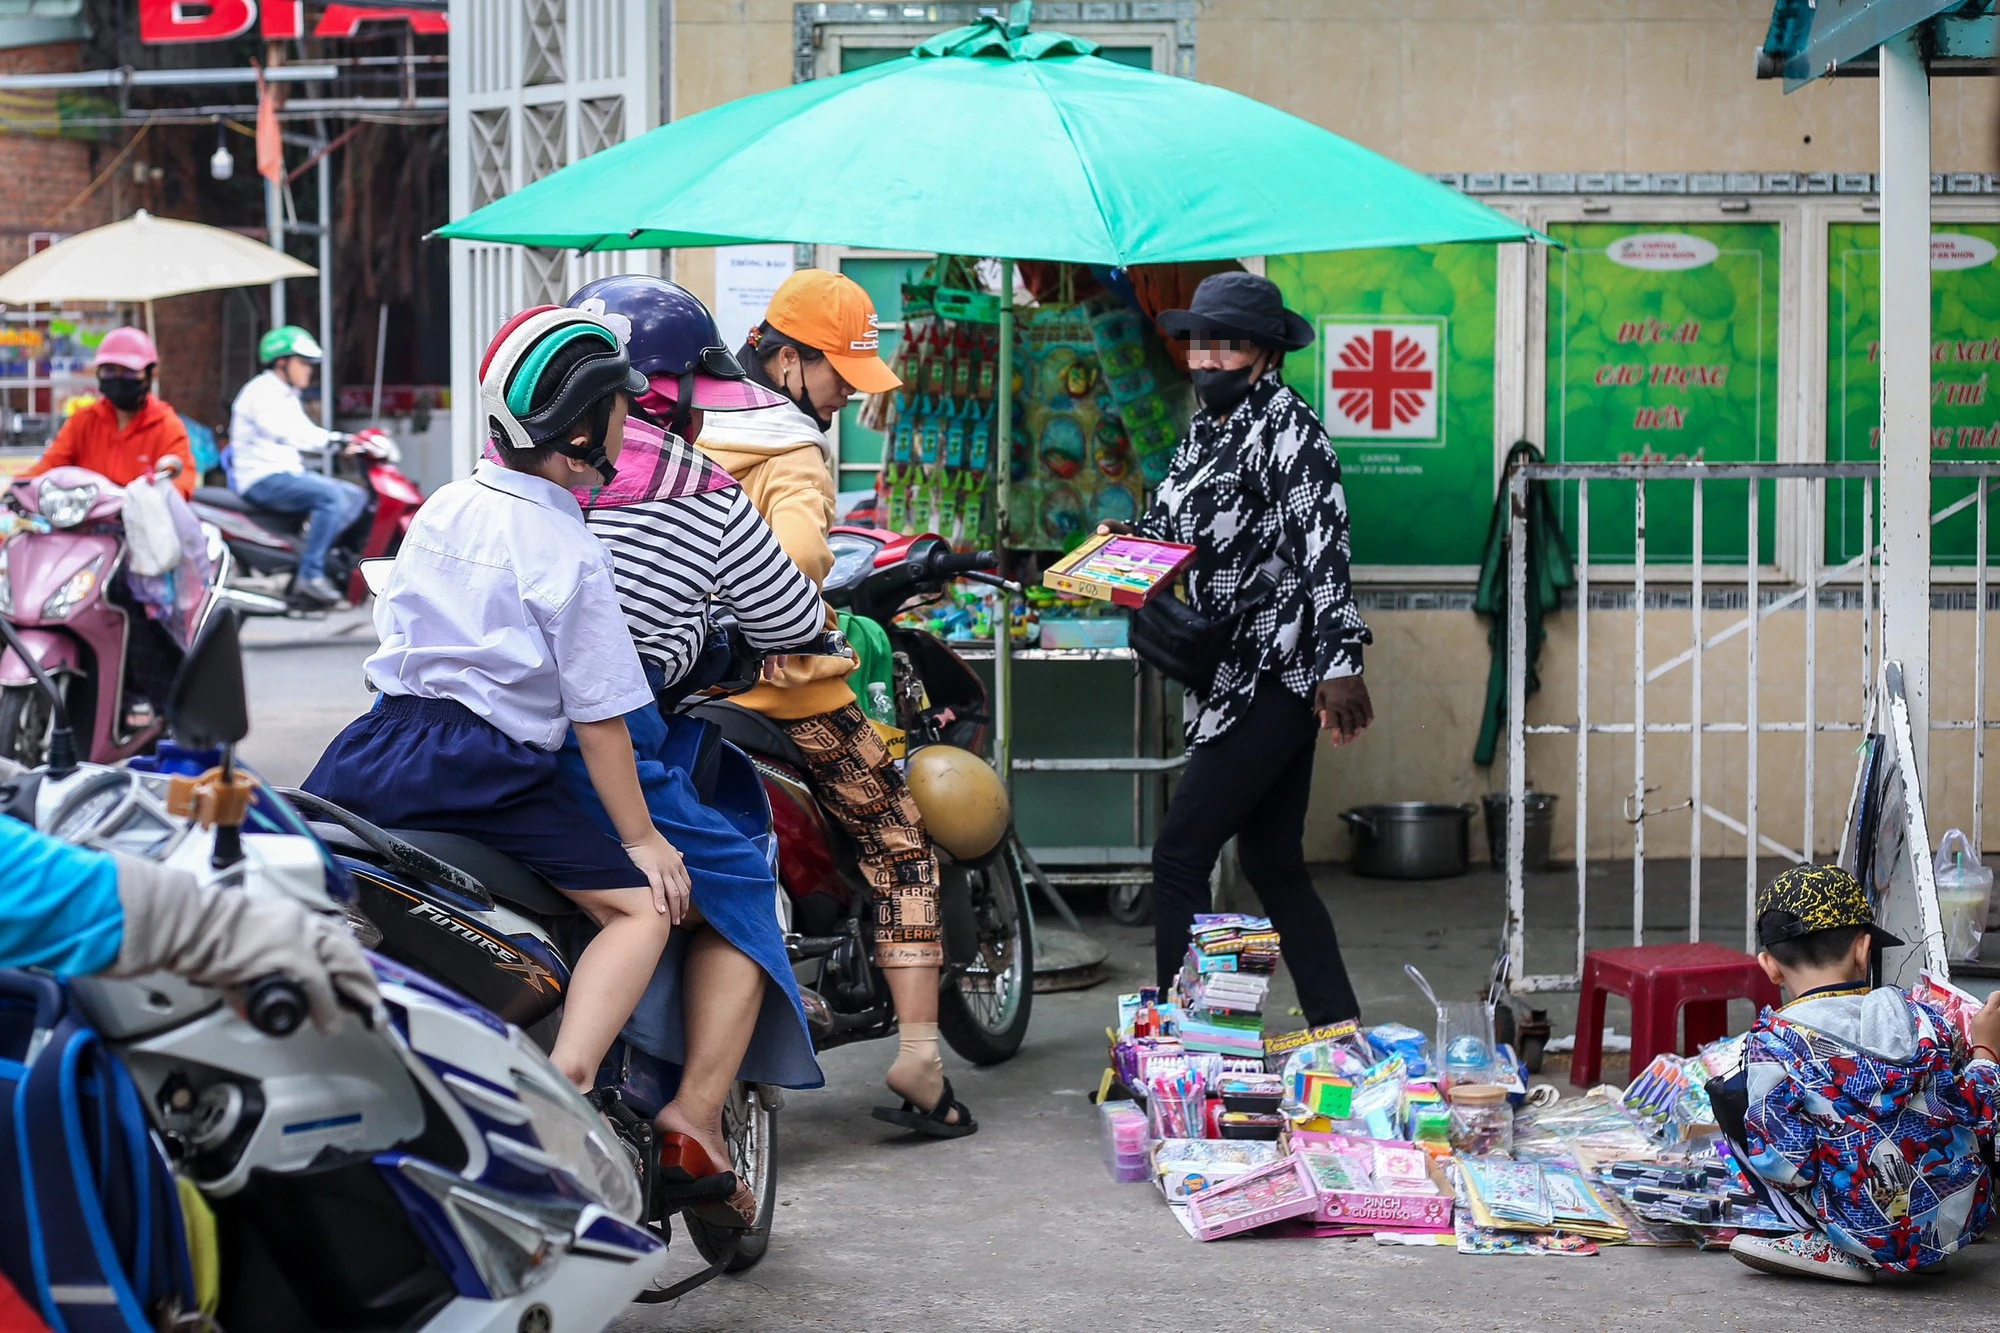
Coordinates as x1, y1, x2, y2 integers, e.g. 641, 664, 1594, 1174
479, 304, 646, 482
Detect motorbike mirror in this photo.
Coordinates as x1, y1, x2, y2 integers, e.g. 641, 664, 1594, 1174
167, 606, 249, 749
358, 557, 394, 597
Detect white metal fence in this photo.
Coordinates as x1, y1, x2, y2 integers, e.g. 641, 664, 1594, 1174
1501, 460, 2000, 995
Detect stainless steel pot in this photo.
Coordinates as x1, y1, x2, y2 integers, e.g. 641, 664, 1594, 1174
1340, 802, 1476, 880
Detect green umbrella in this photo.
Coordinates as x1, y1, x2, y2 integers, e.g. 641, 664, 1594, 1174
438, 10, 1540, 264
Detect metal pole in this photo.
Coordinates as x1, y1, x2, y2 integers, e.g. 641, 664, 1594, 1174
992, 258, 1014, 786
264, 174, 285, 327
1632, 477, 1646, 947
1804, 478, 1819, 861
1747, 488, 1762, 951
1879, 27, 1933, 777
1574, 480, 1590, 984
1506, 465, 1529, 989
316, 133, 335, 445
1978, 481, 1990, 854
371, 302, 389, 425
1690, 477, 1703, 942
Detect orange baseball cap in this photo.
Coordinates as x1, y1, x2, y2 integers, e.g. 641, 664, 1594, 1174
764, 269, 901, 395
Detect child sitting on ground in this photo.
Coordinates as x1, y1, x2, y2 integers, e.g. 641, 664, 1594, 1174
305, 306, 689, 1092
1728, 863, 2000, 1284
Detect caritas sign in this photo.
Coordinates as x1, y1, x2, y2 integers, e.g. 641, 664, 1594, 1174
138, 1, 447, 42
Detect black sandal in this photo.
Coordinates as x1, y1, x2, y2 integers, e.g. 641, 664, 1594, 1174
871, 1076, 978, 1139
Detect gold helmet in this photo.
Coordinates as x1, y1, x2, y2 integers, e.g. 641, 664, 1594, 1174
905, 744, 1011, 860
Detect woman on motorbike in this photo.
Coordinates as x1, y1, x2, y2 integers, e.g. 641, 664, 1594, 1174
25, 328, 196, 498
558, 275, 829, 1225
698, 269, 972, 1138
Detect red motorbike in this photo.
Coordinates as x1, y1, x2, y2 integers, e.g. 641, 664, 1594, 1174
193, 428, 424, 611
693, 529, 1035, 1065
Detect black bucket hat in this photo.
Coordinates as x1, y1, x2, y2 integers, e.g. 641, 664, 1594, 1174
1158, 272, 1314, 352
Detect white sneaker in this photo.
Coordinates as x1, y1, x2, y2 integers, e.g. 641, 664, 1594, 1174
1729, 1232, 1876, 1284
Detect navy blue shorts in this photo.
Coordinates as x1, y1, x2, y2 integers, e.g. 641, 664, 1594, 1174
303, 694, 645, 892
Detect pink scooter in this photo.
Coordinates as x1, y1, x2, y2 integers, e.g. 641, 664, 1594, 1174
0, 461, 229, 765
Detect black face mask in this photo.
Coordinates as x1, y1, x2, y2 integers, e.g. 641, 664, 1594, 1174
1190, 365, 1257, 414
782, 358, 833, 432
98, 372, 148, 412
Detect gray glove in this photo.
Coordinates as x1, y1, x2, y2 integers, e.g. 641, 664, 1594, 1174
108, 855, 381, 1034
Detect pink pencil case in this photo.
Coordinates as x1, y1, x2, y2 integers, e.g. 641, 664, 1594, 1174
1185, 1153, 1319, 1241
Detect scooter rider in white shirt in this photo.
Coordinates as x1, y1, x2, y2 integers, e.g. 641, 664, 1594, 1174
228, 325, 369, 606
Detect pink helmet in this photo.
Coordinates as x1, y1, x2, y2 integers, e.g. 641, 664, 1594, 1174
93, 326, 158, 373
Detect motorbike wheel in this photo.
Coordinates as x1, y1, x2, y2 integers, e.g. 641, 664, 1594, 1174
683, 1082, 777, 1273
0, 682, 55, 767
936, 838, 1035, 1066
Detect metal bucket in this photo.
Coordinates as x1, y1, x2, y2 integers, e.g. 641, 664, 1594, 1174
1481, 791, 1558, 871
1340, 802, 1476, 880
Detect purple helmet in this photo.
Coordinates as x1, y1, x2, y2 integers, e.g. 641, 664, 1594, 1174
566, 275, 783, 424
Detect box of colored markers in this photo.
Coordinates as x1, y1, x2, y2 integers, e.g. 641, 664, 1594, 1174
1042, 532, 1198, 608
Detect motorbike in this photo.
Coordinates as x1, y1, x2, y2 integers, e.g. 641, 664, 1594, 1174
0, 460, 232, 768
0, 609, 665, 1331
279, 604, 844, 1303
692, 527, 1036, 1067
193, 427, 423, 613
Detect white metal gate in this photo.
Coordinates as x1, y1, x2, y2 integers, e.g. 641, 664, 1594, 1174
447, 0, 662, 476
1501, 459, 2000, 994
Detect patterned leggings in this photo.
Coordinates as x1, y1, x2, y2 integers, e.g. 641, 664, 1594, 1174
781, 704, 943, 969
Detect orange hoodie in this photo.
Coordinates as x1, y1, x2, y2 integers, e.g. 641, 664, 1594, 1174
26, 396, 197, 498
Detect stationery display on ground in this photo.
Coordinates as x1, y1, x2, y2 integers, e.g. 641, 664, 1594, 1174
1093, 917, 1818, 1260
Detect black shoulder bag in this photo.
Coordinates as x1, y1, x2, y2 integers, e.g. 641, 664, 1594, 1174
1129, 552, 1288, 693
1129, 420, 1293, 693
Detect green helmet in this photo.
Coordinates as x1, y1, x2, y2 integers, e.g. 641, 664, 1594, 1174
259, 325, 323, 366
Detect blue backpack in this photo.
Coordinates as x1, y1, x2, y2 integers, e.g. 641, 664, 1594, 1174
0, 971, 197, 1333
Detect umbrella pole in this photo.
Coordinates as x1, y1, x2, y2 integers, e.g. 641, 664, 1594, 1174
144, 300, 155, 345
993, 257, 1014, 789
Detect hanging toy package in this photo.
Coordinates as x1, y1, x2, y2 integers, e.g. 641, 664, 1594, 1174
1932, 829, 1994, 963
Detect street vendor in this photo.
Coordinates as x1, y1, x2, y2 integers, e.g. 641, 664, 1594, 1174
1104, 271, 1373, 1026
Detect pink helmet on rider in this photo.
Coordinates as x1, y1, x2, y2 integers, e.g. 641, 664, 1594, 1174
93, 327, 159, 373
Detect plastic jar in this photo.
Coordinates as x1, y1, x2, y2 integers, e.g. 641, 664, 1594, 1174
1446, 1084, 1513, 1157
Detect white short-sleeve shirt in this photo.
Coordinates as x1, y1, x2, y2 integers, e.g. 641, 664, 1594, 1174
365, 460, 654, 749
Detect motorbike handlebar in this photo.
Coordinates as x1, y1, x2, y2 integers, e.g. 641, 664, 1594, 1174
245, 974, 307, 1037
928, 548, 998, 575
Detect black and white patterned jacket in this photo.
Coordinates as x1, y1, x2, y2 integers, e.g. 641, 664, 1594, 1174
1137, 370, 1372, 748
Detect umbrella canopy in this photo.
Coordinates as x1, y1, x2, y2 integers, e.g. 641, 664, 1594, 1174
439, 16, 1540, 265
0, 209, 316, 305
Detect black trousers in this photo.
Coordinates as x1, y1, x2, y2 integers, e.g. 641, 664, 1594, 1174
1152, 680, 1361, 1025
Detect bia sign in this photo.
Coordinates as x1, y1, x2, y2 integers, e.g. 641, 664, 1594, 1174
137, 0, 447, 43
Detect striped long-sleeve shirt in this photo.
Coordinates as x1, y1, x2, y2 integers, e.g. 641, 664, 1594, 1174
587, 486, 825, 687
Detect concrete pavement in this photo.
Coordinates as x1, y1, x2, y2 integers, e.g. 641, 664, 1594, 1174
241, 634, 2000, 1331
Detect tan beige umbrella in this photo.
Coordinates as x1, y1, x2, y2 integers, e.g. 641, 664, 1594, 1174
0, 209, 315, 337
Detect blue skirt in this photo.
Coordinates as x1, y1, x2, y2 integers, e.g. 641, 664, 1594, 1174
303, 695, 645, 891
557, 700, 824, 1092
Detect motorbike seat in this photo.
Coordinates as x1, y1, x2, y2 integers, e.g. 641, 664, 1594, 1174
193, 486, 306, 531
688, 699, 810, 771
387, 829, 580, 919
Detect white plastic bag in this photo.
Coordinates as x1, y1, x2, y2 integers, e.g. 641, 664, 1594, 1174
1932, 829, 1993, 963
122, 474, 181, 577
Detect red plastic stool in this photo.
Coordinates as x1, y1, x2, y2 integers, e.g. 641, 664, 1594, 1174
1569, 941, 1780, 1088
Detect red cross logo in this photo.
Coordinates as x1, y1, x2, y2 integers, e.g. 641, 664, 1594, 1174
1331, 329, 1434, 431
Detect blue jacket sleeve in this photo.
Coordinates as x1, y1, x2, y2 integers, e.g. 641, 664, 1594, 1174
0, 816, 124, 976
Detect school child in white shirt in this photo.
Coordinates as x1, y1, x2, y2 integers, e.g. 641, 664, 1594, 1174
304, 306, 690, 1091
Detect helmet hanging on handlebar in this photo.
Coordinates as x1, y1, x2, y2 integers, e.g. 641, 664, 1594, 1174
905, 744, 1011, 861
